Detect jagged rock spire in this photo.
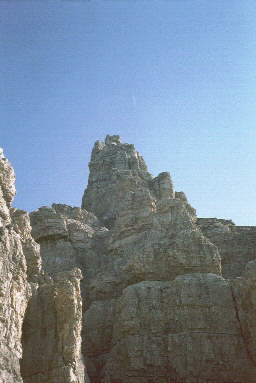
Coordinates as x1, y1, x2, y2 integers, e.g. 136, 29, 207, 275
81, 135, 175, 227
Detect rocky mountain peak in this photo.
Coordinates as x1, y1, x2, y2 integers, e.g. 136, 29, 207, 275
82, 135, 152, 227
104, 134, 121, 145
2, 137, 256, 383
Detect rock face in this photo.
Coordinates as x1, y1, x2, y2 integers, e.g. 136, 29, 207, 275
2, 135, 256, 383
20, 268, 85, 383
0, 149, 85, 383
198, 218, 256, 278
0, 149, 30, 383
82, 135, 152, 228
28, 135, 256, 383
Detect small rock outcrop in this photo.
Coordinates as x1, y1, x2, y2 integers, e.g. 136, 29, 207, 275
2, 136, 256, 383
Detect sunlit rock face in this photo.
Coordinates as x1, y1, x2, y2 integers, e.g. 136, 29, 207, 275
0, 147, 15, 226
3, 135, 256, 383
20, 268, 86, 383
0, 149, 85, 383
81, 135, 152, 229
77, 136, 256, 383
0, 149, 30, 383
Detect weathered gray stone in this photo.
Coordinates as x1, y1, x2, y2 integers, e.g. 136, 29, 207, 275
101, 274, 256, 383
3, 135, 256, 383
198, 218, 256, 278
0, 149, 86, 383
81, 135, 152, 228
20, 268, 85, 383
0, 150, 30, 383
30, 136, 235, 382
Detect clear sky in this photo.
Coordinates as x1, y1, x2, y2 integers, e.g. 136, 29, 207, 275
1, 0, 256, 225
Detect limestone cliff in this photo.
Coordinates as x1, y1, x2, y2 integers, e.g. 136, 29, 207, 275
2, 136, 256, 383
29, 136, 256, 383
0, 148, 30, 383
0, 149, 85, 383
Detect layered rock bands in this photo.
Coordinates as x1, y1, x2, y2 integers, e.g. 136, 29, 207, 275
1, 135, 256, 383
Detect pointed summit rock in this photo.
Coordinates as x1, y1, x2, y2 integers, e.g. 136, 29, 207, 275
81, 135, 153, 227
81, 135, 221, 281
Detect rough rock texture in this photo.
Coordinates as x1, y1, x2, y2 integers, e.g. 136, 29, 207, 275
103, 274, 255, 383
0, 149, 30, 383
20, 268, 85, 383
198, 218, 256, 278
81, 135, 151, 229
0, 149, 85, 383
3, 135, 256, 383
28, 135, 256, 383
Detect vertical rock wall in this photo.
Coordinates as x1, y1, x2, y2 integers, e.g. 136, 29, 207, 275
0, 149, 30, 383
29, 136, 256, 382
198, 218, 256, 278
20, 269, 85, 383
0, 149, 85, 383
3, 136, 256, 383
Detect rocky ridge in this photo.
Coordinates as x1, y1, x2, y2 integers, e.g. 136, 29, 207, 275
1, 135, 256, 383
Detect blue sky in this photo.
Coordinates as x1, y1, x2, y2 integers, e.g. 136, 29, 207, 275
1, 0, 256, 225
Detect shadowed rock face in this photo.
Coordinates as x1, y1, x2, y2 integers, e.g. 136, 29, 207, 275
3, 136, 256, 383
0, 149, 85, 383
198, 218, 256, 278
